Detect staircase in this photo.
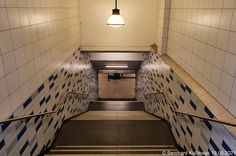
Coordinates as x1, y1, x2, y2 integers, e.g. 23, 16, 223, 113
45, 101, 179, 155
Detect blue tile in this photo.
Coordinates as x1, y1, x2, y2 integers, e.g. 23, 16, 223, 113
188, 116, 195, 124
0, 139, 5, 150
54, 121, 58, 129
180, 84, 186, 92
186, 85, 192, 94
186, 126, 192, 137
210, 138, 220, 152
37, 84, 44, 94
48, 118, 53, 126
1, 122, 11, 132
48, 75, 54, 82
30, 143, 38, 156
55, 92, 59, 99
45, 95, 51, 103
175, 128, 180, 137
169, 74, 173, 81
222, 141, 232, 152
190, 100, 197, 110
198, 146, 203, 152
36, 121, 42, 132
180, 126, 186, 135
20, 141, 29, 156
49, 83, 54, 90
191, 144, 195, 151
39, 97, 45, 106
23, 97, 32, 109
53, 74, 58, 81
204, 107, 214, 118
179, 96, 185, 104
204, 120, 212, 131
17, 126, 27, 141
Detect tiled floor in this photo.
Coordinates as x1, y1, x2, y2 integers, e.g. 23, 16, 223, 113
72, 111, 159, 120
47, 154, 165, 156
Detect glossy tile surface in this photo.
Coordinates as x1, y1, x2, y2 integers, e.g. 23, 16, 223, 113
72, 111, 159, 121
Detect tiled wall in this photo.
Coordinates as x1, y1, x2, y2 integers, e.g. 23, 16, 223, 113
167, 0, 236, 117
0, 0, 81, 120
155, 0, 170, 55
0, 51, 98, 156
136, 50, 236, 154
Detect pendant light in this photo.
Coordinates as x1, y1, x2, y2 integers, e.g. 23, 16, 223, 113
107, 0, 125, 27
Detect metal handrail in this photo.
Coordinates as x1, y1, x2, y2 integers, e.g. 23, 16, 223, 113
145, 91, 236, 127
0, 91, 89, 124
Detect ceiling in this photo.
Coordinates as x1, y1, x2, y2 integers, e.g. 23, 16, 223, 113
89, 52, 145, 71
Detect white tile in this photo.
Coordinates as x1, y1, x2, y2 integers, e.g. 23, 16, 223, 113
9, 89, 21, 111
213, 48, 226, 69
0, 77, 8, 101
231, 10, 236, 32
14, 48, 26, 68
0, 98, 11, 120
11, 28, 23, 49
205, 45, 215, 64
2, 51, 17, 75
227, 31, 236, 55
208, 28, 218, 46
220, 72, 234, 96
6, 70, 19, 94
203, 61, 213, 80
210, 66, 222, 87
5, 0, 17, 7
17, 65, 28, 85
0, 8, 9, 31
210, 9, 221, 28
212, 0, 224, 8
18, 8, 29, 27
229, 98, 236, 116
19, 83, 30, 102
218, 90, 231, 109
7, 8, 20, 29
223, 0, 236, 8
0, 30, 13, 54
231, 79, 236, 100
0, 0, 5, 7
217, 30, 229, 50
219, 9, 234, 30
223, 52, 236, 77
0, 56, 5, 78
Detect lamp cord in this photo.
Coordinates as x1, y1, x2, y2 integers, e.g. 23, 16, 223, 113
115, 0, 117, 9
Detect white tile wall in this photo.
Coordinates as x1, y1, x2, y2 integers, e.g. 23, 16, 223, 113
155, 0, 170, 55
167, 0, 236, 117
0, 0, 81, 120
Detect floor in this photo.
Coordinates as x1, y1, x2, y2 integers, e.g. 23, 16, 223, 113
46, 101, 178, 155
72, 111, 159, 120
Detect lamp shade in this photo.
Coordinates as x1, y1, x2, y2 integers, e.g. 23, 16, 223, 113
107, 14, 125, 27
107, 0, 125, 27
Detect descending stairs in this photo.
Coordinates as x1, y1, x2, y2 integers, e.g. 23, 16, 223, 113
45, 101, 179, 155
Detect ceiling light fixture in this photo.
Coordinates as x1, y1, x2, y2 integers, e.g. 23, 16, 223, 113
107, 0, 125, 27
106, 65, 128, 68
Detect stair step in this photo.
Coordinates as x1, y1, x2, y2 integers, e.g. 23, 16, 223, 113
48, 145, 178, 154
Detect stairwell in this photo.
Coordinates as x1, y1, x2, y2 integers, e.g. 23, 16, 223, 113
45, 101, 179, 155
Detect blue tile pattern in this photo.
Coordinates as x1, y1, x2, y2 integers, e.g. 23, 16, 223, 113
0, 50, 98, 156
136, 50, 236, 154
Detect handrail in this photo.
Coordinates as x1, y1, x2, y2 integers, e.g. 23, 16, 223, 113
145, 91, 236, 127
0, 91, 89, 124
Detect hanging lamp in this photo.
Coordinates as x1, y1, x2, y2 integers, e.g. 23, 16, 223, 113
107, 0, 125, 27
